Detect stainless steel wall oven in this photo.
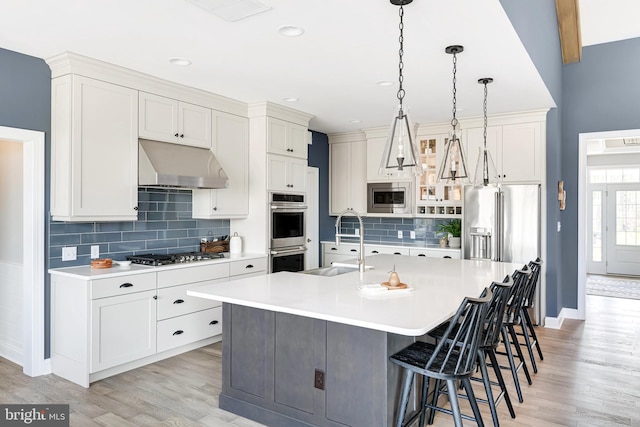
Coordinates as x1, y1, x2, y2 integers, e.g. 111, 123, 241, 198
269, 192, 307, 272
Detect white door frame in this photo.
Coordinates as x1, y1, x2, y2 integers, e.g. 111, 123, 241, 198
0, 126, 46, 376
578, 128, 640, 320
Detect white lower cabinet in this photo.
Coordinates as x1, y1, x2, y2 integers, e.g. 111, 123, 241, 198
322, 243, 460, 266
322, 243, 361, 267
50, 256, 267, 388
90, 290, 157, 373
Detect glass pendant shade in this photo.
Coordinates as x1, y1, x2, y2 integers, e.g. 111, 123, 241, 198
473, 77, 499, 187
438, 129, 468, 183
379, 106, 423, 176
473, 146, 499, 187
437, 44, 468, 184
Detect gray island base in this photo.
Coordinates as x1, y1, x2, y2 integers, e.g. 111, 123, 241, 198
220, 303, 415, 427
187, 255, 522, 426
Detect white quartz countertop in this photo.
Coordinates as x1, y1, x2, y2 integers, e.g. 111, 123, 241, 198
48, 252, 267, 279
188, 254, 523, 336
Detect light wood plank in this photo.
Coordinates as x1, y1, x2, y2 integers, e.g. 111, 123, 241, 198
1, 295, 640, 426
556, 0, 583, 64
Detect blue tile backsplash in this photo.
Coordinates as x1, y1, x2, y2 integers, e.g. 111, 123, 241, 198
334, 216, 452, 246
49, 188, 230, 268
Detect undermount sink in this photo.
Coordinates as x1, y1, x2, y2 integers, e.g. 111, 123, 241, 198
301, 264, 373, 277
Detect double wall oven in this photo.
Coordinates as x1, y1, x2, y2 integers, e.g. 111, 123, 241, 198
269, 192, 307, 272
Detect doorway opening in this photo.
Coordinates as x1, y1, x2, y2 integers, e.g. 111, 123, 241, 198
0, 126, 46, 376
579, 130, 640, 317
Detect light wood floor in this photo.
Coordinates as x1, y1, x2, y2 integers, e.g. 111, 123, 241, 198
2, 294, 639, 426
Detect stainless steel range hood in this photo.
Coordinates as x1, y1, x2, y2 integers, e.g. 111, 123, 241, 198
138, 139, 229, 189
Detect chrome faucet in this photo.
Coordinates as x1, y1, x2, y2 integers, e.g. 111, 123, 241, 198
335, 209, 365, 273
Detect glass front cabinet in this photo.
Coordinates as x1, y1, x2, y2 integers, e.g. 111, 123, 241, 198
416, 134, 463, 218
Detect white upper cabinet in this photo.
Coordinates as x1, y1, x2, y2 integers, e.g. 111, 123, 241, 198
329, 141, 367, 215
267, 117, 308, 159
50, 75, 139, 221
267, 154, 307, 192
139, 92, 212, 148
192, 111, 249, 218
366, 137, 396, 181
464, 121, 542, 184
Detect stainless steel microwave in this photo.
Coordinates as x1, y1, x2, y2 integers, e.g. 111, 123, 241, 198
367, 182, 413, 214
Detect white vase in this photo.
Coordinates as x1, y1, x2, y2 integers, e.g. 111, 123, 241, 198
448, 236, 461, 249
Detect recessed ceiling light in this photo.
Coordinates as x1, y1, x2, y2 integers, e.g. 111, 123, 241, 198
283, 97, 299, 102
377, 81, 393, 87
278, 25, 304, 37
169, 57, 192, 66
349, 119, 361, 124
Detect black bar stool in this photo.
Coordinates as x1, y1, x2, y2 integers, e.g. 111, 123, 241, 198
389, 287, 493, 427
495, 266, 533, 403
427, 275, 516, 426
518, 258, 544, 372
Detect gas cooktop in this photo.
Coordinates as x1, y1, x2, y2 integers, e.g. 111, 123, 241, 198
127, 252, 225, 266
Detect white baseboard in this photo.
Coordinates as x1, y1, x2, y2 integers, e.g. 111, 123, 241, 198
544, 307, 581, 329
0, 341, 23, 366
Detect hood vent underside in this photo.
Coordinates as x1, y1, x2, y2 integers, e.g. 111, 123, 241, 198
138, 139, 229, 189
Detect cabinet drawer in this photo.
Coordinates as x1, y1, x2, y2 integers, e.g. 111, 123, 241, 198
157, 280, 224, 320
229, 257, 267, 276
157, 307, 222, 353
157, 263, 229, 288
409, 248, 461, 259
90, 272, 156, 300
323, 244, 360, 256
365, 245, 409, 256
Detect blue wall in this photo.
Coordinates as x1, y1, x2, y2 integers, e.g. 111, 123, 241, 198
561, 37, 640, 309
499, 0, 564, 316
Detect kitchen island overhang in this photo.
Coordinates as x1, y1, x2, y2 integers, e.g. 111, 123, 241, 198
188, 255, 522, 426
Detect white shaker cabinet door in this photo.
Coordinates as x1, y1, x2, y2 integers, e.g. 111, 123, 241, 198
138, 92, 179, 143
178, 102, 212, 148
90, 290, 157, 373
192, 111, 249, 218
501, 122, 541, 183
50, 75, 139, 221
330, 141, 366, 215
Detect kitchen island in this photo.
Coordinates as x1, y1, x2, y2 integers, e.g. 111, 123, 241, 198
188, 254, 522, 426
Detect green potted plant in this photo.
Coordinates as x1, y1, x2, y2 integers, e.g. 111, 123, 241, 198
436, 219, 462, 248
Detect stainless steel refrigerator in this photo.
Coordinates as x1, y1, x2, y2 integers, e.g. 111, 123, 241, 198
463, 184, 540, 264
463, 184, 542, 321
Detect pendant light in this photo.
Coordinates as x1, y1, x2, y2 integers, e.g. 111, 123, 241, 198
437, 45, 469, 183
473, 77, 500, 187
379, 0, 423, 177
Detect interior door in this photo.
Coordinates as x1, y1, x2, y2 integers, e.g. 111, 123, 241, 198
606, 183, 640, 276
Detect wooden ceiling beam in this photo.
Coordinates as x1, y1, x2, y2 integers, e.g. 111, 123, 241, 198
556, 0, 582, 64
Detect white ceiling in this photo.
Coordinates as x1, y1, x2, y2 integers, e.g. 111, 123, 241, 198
0, 1, 636, 135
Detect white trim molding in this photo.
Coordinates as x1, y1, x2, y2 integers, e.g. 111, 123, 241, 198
544, 307, 580, 330
0, 126, 47, 377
